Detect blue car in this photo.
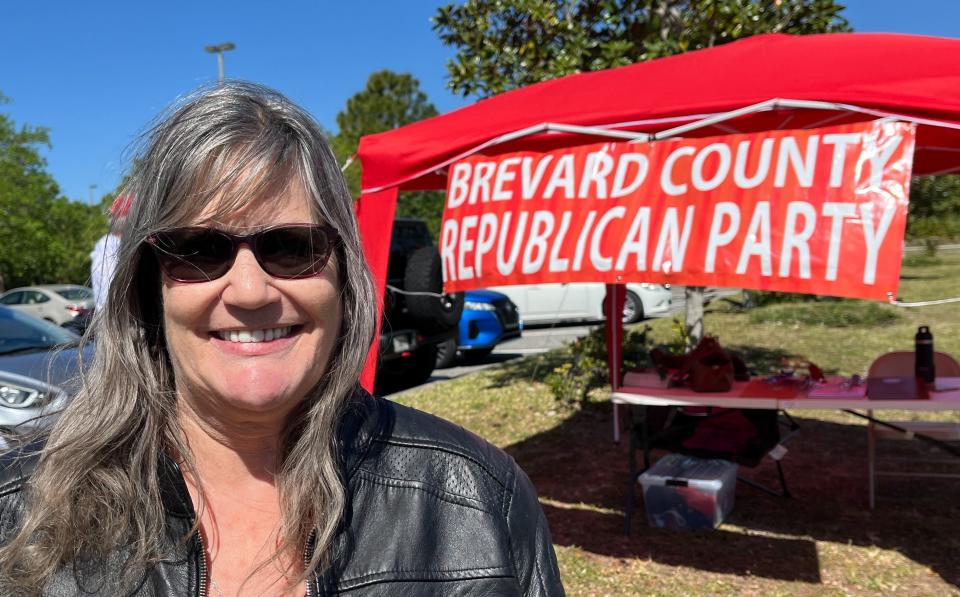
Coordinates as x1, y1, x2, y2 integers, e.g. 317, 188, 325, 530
435, 289, 522, 368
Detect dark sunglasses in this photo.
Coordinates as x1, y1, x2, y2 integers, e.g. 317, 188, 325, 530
146, 224, 340, 283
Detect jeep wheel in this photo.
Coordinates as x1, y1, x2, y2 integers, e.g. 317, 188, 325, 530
404, 246, 464, 332
434, 338, 459, 369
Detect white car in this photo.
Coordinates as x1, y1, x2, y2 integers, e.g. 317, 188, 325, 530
486, 282, 671, 325
0, 285, 94, 326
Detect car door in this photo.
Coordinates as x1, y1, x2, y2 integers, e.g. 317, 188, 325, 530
487, 283, 594, 323
22, 290, 53, 322
582, 283, 609, 320
528, 283, 592, 322
0, 292, 25, 308
1, 291, 41, 320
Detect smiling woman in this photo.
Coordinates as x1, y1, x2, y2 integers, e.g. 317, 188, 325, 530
0, 82, 564, 596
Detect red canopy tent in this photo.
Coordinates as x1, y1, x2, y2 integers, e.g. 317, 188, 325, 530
354, 32, 960, 391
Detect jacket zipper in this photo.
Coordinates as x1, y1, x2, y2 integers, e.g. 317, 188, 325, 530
196, 528, 209, 597
303, 528, 316, 597
196, 521, 315, 596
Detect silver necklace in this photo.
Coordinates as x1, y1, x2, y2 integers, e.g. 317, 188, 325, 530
209, 576, 225, 597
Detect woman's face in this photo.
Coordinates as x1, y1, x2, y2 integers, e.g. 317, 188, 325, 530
161, 183, 342, 419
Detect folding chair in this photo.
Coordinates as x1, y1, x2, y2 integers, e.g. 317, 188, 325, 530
865, 351, 960, 508
624, 405, 799, 534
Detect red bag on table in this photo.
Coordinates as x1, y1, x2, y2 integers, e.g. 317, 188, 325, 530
650, 336, 746, 392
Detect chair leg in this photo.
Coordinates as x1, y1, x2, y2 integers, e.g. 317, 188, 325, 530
779, 410, 801, 443
775, 459, 791, 498
613, 403, 621, 443
624, 477, 636, 535
640, 407, 653, 471
624, 418, 639, 536
867, 410, 876, 510
737, 459, 791, 498
625, 405, 657, 535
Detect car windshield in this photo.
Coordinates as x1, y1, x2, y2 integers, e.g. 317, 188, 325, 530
54, 287, 92, 300
0, 307, 79, 355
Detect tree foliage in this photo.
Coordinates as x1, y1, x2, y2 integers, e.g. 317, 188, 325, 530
333, 70, 445, 238
907, 175, 960, 240
336, 70, 439, 147
434, 0, 851, 98
0, 93, 106, 290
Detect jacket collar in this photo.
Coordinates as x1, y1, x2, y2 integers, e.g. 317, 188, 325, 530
158, 452, 195, 519
338, 386, 388, 479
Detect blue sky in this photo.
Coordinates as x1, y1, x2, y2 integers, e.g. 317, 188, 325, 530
2, 0, 958, 204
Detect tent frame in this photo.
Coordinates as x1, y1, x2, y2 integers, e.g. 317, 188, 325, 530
359, 98, 960, 195
355, 96, 960, 393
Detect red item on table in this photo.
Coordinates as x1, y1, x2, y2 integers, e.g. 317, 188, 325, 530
739, 378, 802, 399
808, 362, 826, 383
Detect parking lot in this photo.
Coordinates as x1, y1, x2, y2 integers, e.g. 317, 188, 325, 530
392, 286, 741, 395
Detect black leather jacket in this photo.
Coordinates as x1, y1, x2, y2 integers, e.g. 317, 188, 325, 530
0, 389, 565, 595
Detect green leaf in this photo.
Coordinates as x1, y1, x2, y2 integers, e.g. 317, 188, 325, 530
434, 0, 851, 98
0, 92, 107, 289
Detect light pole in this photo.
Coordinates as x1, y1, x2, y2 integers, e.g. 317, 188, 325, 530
205, 42, 236, 83
88, 184, 98, 204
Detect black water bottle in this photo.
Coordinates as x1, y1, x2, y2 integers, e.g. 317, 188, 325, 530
915, 325, 935, 383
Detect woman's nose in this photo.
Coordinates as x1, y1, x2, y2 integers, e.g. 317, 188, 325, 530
219, 246, 281, 308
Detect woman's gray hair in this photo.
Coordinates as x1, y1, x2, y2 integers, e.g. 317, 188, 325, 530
0, 81, 377, 590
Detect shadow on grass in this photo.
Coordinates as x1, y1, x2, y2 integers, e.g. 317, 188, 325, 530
726, 344, 798, 374
484, 351, 572, 388
503, 344, 960, 586
542, 500, 821, 582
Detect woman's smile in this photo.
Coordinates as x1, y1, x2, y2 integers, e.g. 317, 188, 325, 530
214, 325, 296, 343
208, 324, 304, 356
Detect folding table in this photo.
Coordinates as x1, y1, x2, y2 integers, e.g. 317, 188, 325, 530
612, 376, 960, 508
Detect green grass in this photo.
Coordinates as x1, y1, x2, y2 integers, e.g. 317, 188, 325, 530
748, 301, 901, 328
393, 252, 960, 596
902, 254, 944, 268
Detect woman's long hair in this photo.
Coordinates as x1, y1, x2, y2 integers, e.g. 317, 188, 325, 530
0, 81, 378, 591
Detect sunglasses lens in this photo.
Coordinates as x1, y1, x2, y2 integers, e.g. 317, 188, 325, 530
153, 229, 234, 281
150, 225, 337, 282
258, 227, 333, 278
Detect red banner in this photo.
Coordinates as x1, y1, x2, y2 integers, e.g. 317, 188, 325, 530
440, 121, 915, 301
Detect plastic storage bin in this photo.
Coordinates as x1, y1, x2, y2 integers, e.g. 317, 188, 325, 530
639, 454, 738, 530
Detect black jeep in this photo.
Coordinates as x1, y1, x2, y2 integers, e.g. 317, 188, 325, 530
374, 218, 464, 394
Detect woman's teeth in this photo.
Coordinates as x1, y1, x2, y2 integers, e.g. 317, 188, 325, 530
218, 326, 293, 343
